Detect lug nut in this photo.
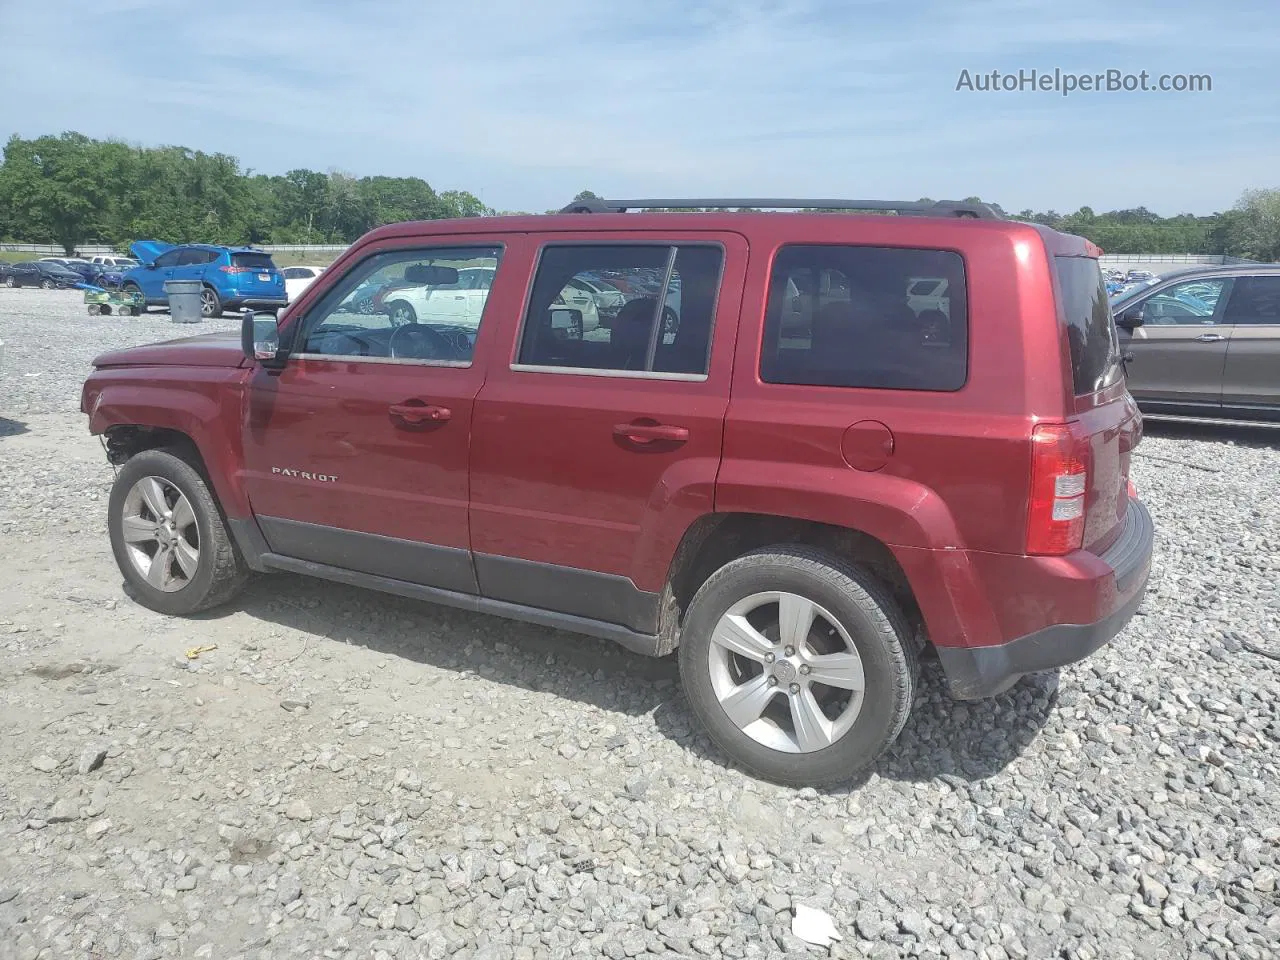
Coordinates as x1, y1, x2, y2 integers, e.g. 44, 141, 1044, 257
784, 646, 796, 657
799, 664, 811, 675
765, 653, 775, 663
768, 677, 779, 687
789, 683, 801, 694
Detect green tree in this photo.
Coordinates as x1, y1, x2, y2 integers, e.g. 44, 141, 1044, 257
0, 132, 114, 253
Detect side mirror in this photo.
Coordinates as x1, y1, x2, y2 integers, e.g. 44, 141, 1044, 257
241, 308, 284, 366
142, 261, 156, 269
1115, 305, 1144, 330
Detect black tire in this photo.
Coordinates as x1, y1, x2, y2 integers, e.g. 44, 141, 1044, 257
387, 300, 416, 326
678, 545, 918, 787
107, 448, 250, 616
4, 276, 14, 288
200, 286, 223, 318
41, 278, 55, 289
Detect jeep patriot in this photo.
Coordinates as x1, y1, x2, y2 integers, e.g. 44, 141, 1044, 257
81, 197, 1155, 787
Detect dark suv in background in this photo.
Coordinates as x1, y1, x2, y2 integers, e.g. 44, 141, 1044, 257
1112, 264, 1280, 424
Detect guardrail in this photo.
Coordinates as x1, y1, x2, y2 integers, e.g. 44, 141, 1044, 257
1098, 254, 1258, 266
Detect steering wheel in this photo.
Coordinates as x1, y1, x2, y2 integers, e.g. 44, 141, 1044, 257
387, 323, 465, 362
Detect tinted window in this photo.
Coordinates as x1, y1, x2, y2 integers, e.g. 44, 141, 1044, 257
1054, 256, 1122, 396
518, 245, 723, 376
298, 246, 502, 365
1222, 276, 1280, 325
154, 250, 182, 268
178, 248, 211, 266
231, 252, 276, 270
761, 245, 968, 391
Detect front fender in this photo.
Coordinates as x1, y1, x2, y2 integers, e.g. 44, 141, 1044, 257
84, 368, 251, 518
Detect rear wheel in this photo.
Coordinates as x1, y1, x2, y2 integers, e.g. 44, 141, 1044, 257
200, 286, 223, 318
5, 276, 15, 288
679, 545, 917, 787
107, 449, 250, 616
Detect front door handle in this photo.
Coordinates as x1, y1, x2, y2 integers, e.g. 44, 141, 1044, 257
1195, 333, 1226, 342
613, 421, 689, 443
389, 402, 452, 424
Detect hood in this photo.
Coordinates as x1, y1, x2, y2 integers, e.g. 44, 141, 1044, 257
92, 330, 247, 369
129, 240, 175, 263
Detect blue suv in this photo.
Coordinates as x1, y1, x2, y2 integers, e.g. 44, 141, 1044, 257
121, 241, 287, 318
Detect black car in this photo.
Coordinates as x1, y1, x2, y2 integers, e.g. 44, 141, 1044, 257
5, 261, 84, 289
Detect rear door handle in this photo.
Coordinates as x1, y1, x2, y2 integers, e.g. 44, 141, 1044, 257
1195, 333, 1226, 342
389, 402, 451, 424
613, 422, 689, 443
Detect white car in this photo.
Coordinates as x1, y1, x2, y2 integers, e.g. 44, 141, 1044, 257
906, 277, 950, 317
381, 266, 500, 329
283, 265, 326, 302
90, 255, 139, 269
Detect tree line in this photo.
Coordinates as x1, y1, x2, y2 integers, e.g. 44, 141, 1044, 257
1, 132, 1277, 262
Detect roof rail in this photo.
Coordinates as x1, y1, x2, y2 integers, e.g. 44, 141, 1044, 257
558, 197, 1002, 219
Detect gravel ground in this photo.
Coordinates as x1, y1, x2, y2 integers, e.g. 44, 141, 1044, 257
0, 285, 1278, 960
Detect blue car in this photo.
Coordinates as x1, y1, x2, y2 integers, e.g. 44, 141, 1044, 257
120, 241, 287, 318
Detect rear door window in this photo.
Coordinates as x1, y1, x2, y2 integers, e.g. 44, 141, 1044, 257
1054, 256, 1123, 396
761, 245, 968, 391
1222, 276, 1280, 325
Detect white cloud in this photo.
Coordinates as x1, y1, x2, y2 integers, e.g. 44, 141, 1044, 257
0, 0, 1276, 213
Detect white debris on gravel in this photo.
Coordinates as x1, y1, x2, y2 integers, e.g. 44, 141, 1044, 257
0, 285, 1278, 959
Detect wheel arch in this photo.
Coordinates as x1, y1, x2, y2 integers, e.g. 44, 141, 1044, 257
658, 512, 922, 655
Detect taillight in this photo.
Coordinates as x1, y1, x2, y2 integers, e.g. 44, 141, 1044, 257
220, 265, 252, 274
1027, 423, 1089, 556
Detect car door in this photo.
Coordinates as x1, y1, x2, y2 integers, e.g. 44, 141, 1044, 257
1116, 276, 1232, 409
138, 248, 182, 301
239, 239, 510, 593
1220, 274, 1280, 418
175, 248, 211, 284
468, 234, 745, 633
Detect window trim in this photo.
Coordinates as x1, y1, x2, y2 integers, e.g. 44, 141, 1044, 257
758, 241, 971, 393
510, 239, 726, 382
289, 242, 505, 369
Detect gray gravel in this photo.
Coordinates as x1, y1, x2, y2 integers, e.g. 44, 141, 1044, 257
1, 285, 1278, 959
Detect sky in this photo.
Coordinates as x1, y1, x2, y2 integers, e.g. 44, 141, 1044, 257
1, 0, 1277, 216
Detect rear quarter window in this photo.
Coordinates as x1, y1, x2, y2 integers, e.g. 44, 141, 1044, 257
1054, 256, 1122, 396
760, 244, 968, 391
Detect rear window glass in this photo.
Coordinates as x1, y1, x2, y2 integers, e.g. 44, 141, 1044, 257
232, 253, 276, 270
761, 245, 968, 391
1054, 256, 1122, 395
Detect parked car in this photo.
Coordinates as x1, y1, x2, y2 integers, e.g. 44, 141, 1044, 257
0, 262, 13, 286
1124, 269, 1157, 283
283, 265, 326, 302
120, 241, 287, 318
91, 255, 139, 269
80, 197, 1153, 788
91, 263, 129, 289
1111, 263, 1280, 423
6, 260, 84, 288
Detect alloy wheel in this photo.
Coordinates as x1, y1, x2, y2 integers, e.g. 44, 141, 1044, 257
707, 591, 866, 753
119, 477, 201, 592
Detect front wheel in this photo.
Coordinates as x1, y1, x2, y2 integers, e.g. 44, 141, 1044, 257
679, 545, 918, 787
108, 449, 250, 616
5, 276, 15, 288
387, 300, 417, 326
200, 286, 223, 318
41, 278, 55, 289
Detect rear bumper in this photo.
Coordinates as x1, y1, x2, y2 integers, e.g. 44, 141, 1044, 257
934, 497, 1154, 699
225, 297, 288, 311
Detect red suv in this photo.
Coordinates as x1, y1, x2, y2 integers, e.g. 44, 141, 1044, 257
81, 198, 1153, 787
